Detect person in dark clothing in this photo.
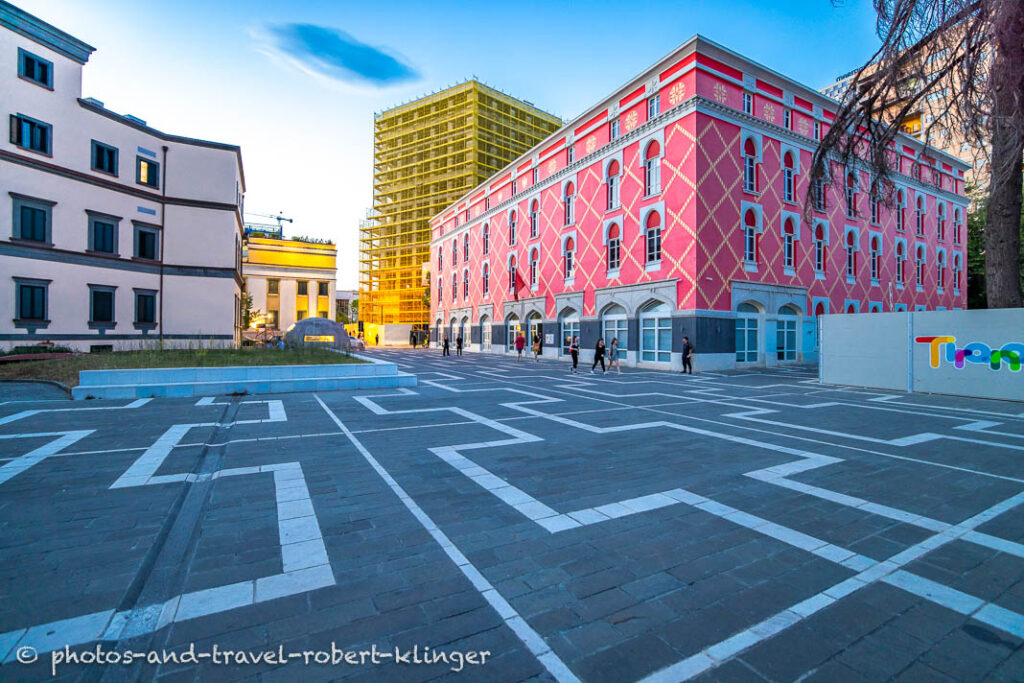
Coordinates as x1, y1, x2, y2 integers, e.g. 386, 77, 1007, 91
591, 338, 606, 374
682, 336, 694, 374
442, 335, 450, 357
456, 334, 463, 356
375, 333, 379, 346
569, 336, 580, 373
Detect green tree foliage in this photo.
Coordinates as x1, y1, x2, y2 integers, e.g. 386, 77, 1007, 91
967, 190, 1024, 309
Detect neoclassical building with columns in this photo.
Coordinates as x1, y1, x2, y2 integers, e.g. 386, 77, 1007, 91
429, 35, 969, 371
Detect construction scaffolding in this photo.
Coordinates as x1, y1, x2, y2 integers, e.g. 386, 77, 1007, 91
359, 80, 561, 326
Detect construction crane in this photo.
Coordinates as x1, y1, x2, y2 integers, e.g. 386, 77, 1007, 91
244, 212, 293, 238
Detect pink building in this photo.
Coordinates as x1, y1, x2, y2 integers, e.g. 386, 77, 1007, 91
429, 36, 969, 371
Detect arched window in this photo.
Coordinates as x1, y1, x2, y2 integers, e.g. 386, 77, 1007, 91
814, 301, 826, 317
564, 237, 575, 278
509, 210, 518, 246
870, 235, 881, 282
607, 223, 621, 271
644, 141, 661, 196
437, 276, 443, 304
916, 195, 925, 236
777, 305, 798, 361
936, 249, 946, 289
953, 208, 962, 243
508, 256, 517, 295
953, 253, 962, 291
506, 314, 521, 351
480, 314, 491, 350
640, 300, 671, 363
845, 171, 858, 219
915, 244, 926, 287
846, 231, 857, 279
937, 202, 946, 241
463, 233, 469, 261
783, 217, 796, 269
846, 303, 856, 314
482, 263, 489, 296
529, 200, 539, 238
602, 304, 628, 360
870, 181, 880, 224
736, 302, 759, 363
895, 190, 906, 232
482, 223, 490, 254
782, 152, 795, 203
530, 248, 539, 287
814, 223, 826, 273
463, 269, 469, 298
743, 138, 757, 193
564, 182, 575, 225
812, 174, 827, 211
743, 209, 758, 264
452, 238, 458, 265
646, 211, 662, 264
606, 160, 621, 210
451, 272, 457, 301
896, 241, 906, 285
438, 246, 443, 271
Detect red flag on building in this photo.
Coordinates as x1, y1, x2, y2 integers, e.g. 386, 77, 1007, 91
513, 268, 528, 301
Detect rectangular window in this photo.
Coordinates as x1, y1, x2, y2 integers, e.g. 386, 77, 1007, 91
608, 239, 620, 270
743, 92, 752, 114
91, 141, 118, 175
784, 234, 794, 268
532, 168, 538, 184
16, 281, 47, 321
744, 227, 756, 263
567, 146, 575, 164
89, 287, 115, 324
10, 114, 52, 154
136, 157, 160, 188
814, 121, 821, 140
267, 279, 279, 295
511, 179, 517, 196
135, 291, 156, 324
318, 281, 328, 296
609, 119, 620, 140
318, 309, 328, 319
18, 205, 48, 242
783, 109, 791, 129
88, 213, 118, 254
648, 94, 660, 119
134, 225, 159, 260
297, 310, 307, 321
18, 49, 53, 88
297, 280, 308, 296
646, 228, 662, 263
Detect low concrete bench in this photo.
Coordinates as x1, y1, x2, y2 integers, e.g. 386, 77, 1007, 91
71, 355, 415, 399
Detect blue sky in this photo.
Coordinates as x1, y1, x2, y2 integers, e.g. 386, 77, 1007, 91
22, 0, 883, 289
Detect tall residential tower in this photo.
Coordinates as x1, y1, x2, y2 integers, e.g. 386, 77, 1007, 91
359, 80, 559, 338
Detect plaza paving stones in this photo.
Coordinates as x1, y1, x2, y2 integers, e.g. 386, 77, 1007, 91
1, 349, 1022, 682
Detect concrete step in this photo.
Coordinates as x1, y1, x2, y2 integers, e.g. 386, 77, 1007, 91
72, 371, 416, 400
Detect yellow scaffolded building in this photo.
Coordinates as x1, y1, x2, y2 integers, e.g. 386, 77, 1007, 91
360, 80, 560, 328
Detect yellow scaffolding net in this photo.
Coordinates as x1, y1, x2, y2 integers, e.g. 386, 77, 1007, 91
359, 80, 561, 326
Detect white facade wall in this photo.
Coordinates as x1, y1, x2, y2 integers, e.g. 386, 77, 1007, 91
1, 8, 245, 351
820, 309, 1024, 402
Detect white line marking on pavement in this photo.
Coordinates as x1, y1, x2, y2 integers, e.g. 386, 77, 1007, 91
314, 394, 580, 683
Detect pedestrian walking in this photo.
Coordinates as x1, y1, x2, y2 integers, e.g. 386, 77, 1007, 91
682, 336, 694, 374
514, 331, 526, 361
442, 335, 450, 357
591, 338, 606, 374
569, 336, 580, 373
607, 337, 621, 375
456, 333, 463, 356
375, 333, 379, 346
532, 334, 541, 361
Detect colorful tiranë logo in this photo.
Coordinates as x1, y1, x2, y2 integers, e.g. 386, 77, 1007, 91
915, 336, 1024, 372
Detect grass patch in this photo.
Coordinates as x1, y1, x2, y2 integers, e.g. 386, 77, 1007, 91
0, 347, 363, 387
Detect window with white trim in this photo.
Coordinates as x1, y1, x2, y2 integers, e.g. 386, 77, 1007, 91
609, 118, 620, 141
564, 237, 575, 278
743, 209, 758, 265
846, 231, 857, 279
845, 172, 858, 219
644, 142, 661, 195
782, 152, 795, 202
896, 242, 906, 285
482, 223, 489, 254
606, 160, 620, 210
783, 218, 796, 269
463, 269, 469, 298
870, 236, 881, 282
814, 223, 826, 273
916, 195, 925, 236
482, 263, 489, 296
564, 183, 575, 225
451, 273, 457, 301
607, 223, 621, 271
648, 94, 660, 119
742, 92, 752, 114
915, 244, 926, 288
645, 212, 662, 264
509, 210, 517, 246
530, 249, 539, 287
529, 200, 539, 238
743, 138, 757, 193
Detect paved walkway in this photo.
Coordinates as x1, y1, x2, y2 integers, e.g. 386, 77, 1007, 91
0, 380, 70, 403
0, 350, 1021, 681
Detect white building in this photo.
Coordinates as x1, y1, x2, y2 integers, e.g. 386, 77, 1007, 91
1, 3, 245, 351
